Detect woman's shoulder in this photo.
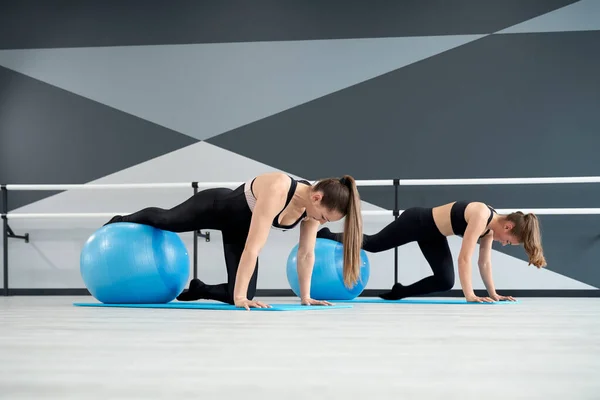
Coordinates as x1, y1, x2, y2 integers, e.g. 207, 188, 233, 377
464, 201, 494, 221
255, 172, 293, 185
253, 172, 294, 196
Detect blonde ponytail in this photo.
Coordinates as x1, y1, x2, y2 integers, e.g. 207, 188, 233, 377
521, 214, 547, 268
506, 212, 547, 268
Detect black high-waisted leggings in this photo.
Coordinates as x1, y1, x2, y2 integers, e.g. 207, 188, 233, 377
317, 207, 454, 299
104, 184, 257, 304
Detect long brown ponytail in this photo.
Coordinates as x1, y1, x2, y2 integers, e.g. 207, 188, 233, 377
340, 175, 363, 287
506, 212, 547, 268
312, 175, 363, 287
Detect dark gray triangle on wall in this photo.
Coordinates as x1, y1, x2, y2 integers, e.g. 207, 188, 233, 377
208, 31, 600, 288
0, 66, 198, 211
0, 0, 579, 49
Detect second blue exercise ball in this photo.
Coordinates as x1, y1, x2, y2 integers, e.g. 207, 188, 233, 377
286, 238, 370, 300
80, 222, 190, 304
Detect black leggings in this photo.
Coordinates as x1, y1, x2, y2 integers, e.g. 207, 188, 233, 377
317, 207, 454, 299
104, 184, 258, 304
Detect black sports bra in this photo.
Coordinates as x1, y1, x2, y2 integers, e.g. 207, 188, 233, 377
249, 176, 311, 231
450, 201, 496, 238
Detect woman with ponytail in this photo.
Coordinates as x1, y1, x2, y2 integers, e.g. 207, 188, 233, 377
317, 200, 546, 303
104, 172, 363, 310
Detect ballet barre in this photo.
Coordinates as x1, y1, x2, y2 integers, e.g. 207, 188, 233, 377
3, 175, 600, 296
4, 175, 600, 191
4, 208, 600, 219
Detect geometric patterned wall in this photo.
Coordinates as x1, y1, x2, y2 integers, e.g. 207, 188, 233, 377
1, 0, 599, 293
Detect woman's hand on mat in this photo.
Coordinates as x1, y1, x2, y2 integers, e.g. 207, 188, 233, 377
490, 293, 516, 302
234, 298, 272, 310
301, 297, 333, 306
465, 293, 495, 303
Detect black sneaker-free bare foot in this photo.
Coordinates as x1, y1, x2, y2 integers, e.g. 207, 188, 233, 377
176, 279, 207, 301
378, 283, 408, 301
316, 227, 342, 242
103, 215, 123, 226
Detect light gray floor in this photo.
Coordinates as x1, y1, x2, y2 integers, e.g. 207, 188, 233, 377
1, 296, 599, 400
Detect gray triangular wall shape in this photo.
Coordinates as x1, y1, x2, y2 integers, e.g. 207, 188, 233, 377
497, 0, 600, 34
0, 66, 197, 211
0, 35, 484, 142
0, 0, 578, 49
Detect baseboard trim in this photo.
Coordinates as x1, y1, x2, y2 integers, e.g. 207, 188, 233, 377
258, 289, 600, 298
4, 288, 600, 297
6, 288, 92, 296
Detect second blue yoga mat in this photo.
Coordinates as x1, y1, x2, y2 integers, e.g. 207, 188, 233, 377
331, 298, 519, 305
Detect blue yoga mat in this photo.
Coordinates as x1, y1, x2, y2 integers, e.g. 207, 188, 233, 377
331, 298, 519, 305
73, 301, 353, 311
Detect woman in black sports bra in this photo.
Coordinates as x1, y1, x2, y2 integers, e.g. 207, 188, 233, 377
317, 200, 547, 303
104, 172, 363, 310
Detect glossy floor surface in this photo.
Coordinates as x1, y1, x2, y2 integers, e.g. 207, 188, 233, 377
1, 296, 599, 400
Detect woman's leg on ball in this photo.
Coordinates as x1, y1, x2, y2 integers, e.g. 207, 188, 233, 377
105, 188, 232, 233
317, 208, 424, 252
317, 207, 455, 300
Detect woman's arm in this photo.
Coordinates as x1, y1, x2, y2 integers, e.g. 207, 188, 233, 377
458, 205, 495, 303
477, 233, 497, 295
296, 218, 333, 306
233, 180, 288, 309
477, 233, 516, 302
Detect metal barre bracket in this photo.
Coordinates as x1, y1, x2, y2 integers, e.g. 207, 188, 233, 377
196, 230, 211, 242
1, 186, 30, 242
191, 183, 211, 243
6, 222, 29, 243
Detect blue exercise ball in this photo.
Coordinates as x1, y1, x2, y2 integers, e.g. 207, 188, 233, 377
80, 222, 190, 304
286, 238, 370, 300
